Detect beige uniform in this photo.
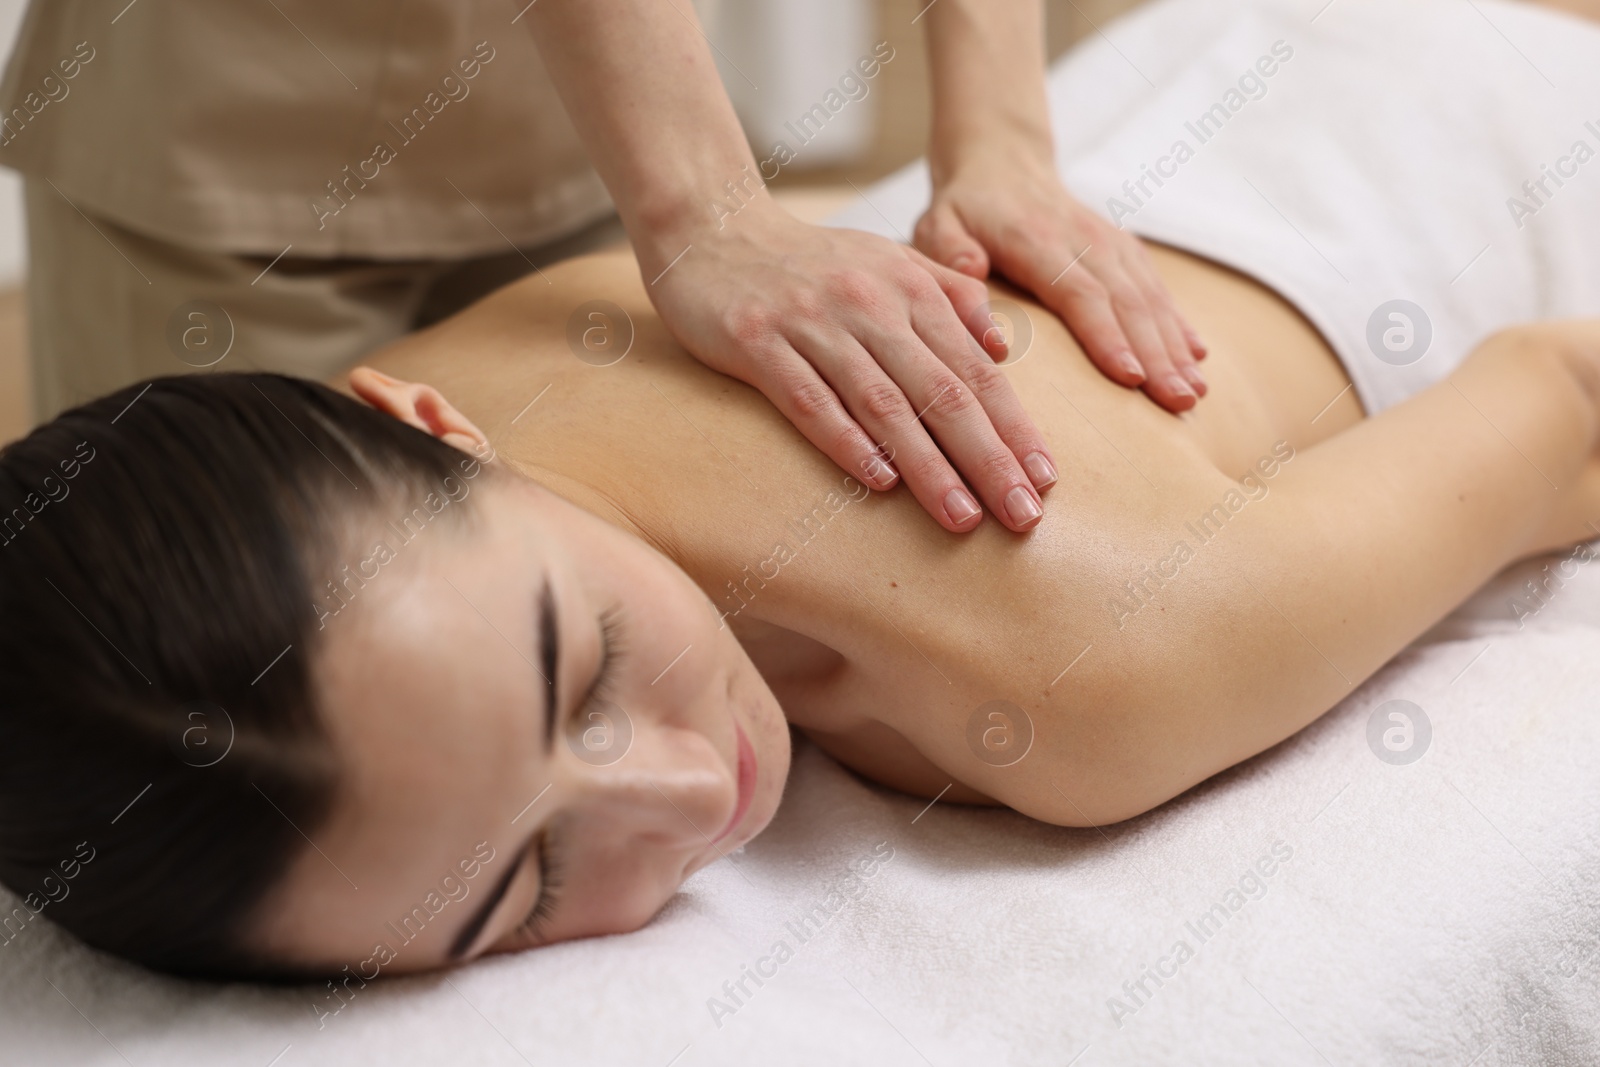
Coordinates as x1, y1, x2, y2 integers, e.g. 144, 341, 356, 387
0, 0, 630, 418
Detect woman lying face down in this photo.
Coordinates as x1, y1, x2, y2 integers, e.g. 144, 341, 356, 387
3, 237, 1600, 981
0, 374, 791, 980
256, 421, 795, 974
257, 410, 795, 976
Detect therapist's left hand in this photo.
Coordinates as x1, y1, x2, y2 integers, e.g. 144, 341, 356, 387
914, 153, 1209, 412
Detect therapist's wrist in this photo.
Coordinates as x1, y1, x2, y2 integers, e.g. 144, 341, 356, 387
929, 118, 1056, 190
628, 179, 788, 274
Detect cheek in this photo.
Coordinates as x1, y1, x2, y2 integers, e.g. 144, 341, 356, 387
552, 837, 686, 942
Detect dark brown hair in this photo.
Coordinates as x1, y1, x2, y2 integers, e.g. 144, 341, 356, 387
0, 374, 474, 980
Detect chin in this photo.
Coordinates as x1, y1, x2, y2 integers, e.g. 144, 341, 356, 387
740, 684, 792, 847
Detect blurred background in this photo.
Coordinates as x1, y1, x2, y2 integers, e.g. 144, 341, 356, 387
0, 0, 1145, 445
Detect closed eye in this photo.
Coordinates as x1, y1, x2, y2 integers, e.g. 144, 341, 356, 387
518, 824, 566, 943
577, 605, 625, 716
516, 605, 626, 943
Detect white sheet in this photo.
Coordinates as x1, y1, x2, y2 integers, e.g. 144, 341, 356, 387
5, 2, 1600, 1064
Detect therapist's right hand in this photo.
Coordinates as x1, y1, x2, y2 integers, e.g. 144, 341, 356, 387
640, 198, 1057, 534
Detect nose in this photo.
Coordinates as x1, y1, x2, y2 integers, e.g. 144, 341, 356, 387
578, 719, 734, 849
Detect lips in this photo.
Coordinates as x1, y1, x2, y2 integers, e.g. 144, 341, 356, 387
711, 718, 757, 845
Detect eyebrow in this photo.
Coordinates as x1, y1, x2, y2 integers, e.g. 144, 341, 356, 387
445, 577, 558, 960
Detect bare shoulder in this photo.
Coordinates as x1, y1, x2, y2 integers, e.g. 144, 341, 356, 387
1527, 0, 1600, 24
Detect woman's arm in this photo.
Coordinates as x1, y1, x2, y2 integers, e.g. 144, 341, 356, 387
988, 324, 1600, 825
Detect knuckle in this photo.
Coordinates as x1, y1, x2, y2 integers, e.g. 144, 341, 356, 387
826, 269, 882, 311
971, 446, 1021, 485
922, 372, 975, 419
903, 447, 953, 489
785, 376, 839, 423
856, 379, 914, 424
887, 259, 935, 296
723, 306, 776, 346
958, 357, 1009, 397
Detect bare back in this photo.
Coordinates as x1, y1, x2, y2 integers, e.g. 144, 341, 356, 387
357, 242, 1375, 807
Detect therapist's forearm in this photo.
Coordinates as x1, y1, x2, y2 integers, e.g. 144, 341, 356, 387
520, 0, 765, 273
923, 0, 1054, 184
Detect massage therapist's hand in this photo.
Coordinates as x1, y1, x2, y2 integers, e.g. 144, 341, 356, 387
915, 149, 1208, 412
917, 0, 1207, 413
522, 0, 1052, 533
644, 198, 1057, 533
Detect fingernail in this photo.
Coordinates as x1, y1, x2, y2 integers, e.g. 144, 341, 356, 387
943, 487, 981, 526
863, 456, 899, 489
1004, 485, 1043, 527
1181, 365, 1207, 396
1118, 351, 1145, 383
1166, 374, 1196, 400
1023, 451, 1057, 489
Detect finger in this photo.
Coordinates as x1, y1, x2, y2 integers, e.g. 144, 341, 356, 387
1137, 279, 1206, 401
1122, 242, 1207, 396
1155, 301, 1206, 397
902, 278, 1059, 498
1034, 270, 1148, 388
800, 331, 986, 533
912, 201, 991, 279
1099, 267, 1197, 412
908, 249, 1010, 361
747, 343, 902, 492
866, 280, 1048, 532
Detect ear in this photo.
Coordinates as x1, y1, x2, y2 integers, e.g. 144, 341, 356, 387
348, 367, 492, 459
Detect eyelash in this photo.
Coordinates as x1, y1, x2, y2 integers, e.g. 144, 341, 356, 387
588, 606, 626, 709
519, 827, 566, 942
519, 606, 626, 941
